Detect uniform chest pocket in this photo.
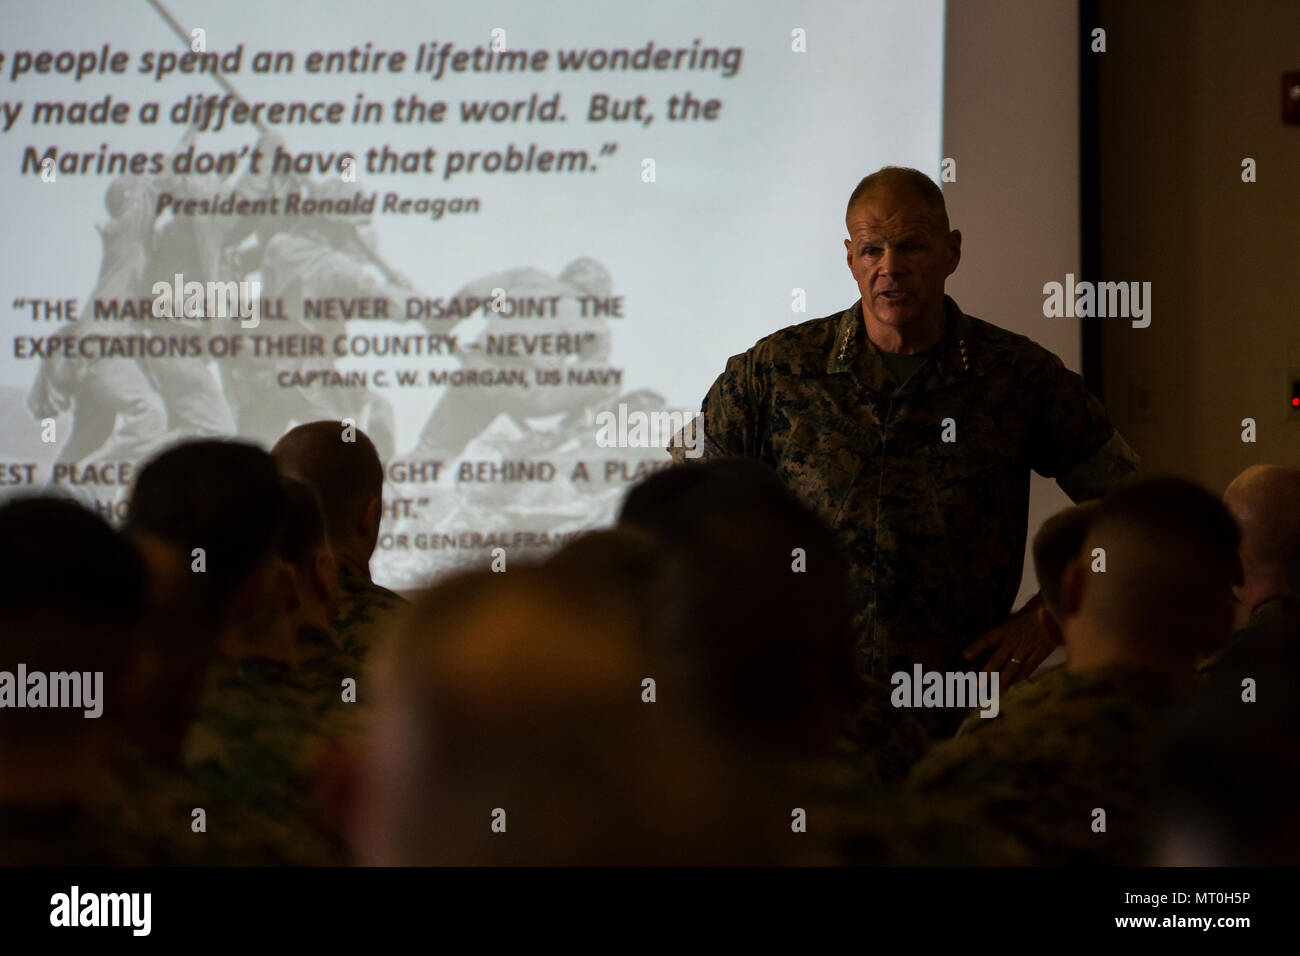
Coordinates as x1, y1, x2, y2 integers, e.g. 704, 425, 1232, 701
927, 445, 1000, 488
913, 414, 1011, 485
916, 424, 1019, 524
775, 417, 878, 524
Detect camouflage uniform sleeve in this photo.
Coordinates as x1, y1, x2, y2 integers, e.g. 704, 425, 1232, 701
666, 350, 764, 464
1056, 430, 1140, 502
1027, 352, 1139, 501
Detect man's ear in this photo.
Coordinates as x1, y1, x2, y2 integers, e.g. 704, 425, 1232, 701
945, 228, 962, 277
313, 547, 338, 601
844, 236, 853, 272
359, 496, 382, 540
1061, 558, 1088, 619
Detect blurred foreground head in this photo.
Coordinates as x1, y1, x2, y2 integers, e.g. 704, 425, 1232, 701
1153, 639, 1300, 865
353, 561, 770, 865
125, 439, 286, 757
127, 439, 286, 630
618, 458, 859, 754
1059, 476, 1240, 673
0, 497, 144, 769
271, 420, 384, 576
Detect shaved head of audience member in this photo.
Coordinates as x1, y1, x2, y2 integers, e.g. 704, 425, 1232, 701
351, 562, 777, 865
618, 457, 859, 757
1200, 464, 1300, 680
0, 497, 146, 863
272, 420, 405, 677
1222, 464, 1300, 617
1030, 500, 1099, 645
1057, 476, 1240, 675
124, 439, 286, 761
271, 421, 384, 580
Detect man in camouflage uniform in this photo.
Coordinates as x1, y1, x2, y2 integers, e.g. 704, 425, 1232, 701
670, 167, 1139, 708
179, 477, 364, 865
180, 653, 354, 865
272, 421, 407, 700
113, 438, 363, 863
905, 478, 1240, 864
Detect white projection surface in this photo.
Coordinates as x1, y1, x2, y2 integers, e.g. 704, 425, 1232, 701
0, 0, 945, 587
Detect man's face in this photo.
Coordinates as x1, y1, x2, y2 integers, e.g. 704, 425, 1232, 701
844, 187, 960, 332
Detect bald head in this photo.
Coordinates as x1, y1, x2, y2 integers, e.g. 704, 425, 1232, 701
1223, 465, 1300, 609
271, 421, 383, 567
1062, 478, 1240, 670
846, 166, 949, 232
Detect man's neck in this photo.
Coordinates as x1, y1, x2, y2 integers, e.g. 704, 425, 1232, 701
333, 547, 372, 584
862, 299, 948, 355
1065, 625, 1191, 680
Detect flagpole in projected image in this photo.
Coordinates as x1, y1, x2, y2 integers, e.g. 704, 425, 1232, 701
144, 0, 271, 136
143, 0, 417, 288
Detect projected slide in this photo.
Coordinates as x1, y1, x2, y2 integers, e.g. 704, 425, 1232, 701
0, 0, 943, 588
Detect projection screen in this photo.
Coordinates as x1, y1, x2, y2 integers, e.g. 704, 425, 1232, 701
0, 0, 1079, 597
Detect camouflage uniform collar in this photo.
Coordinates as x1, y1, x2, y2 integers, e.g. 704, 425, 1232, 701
827, 295, 974, 390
